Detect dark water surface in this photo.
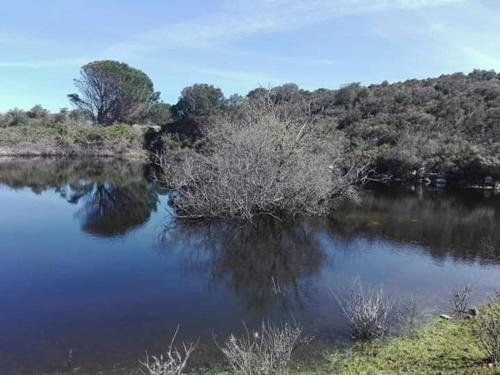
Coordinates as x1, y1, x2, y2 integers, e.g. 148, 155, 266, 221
0, 158, 499, 374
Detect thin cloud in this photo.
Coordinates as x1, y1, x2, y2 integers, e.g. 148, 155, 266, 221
371, 0, 500, 72
0, 57, 88, 69
0, 35, 55, 48
157, 60, 279, 86
188, 66, 274, 83
105, 0, 468, 59
209, 46, 335, 67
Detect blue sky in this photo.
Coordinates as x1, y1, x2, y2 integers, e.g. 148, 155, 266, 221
1, 0, 500, 111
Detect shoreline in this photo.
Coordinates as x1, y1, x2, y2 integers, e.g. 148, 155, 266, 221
34, 305, 499, 374
0, 146, 148, 160
0, 153, 497, 190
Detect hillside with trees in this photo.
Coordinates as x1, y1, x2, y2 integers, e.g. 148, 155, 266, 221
162, 70, 500, 186
1, 61, 499, 186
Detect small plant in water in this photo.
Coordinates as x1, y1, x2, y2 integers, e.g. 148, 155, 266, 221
336, 278, 398, 340
219, 320, 306, 375
139, 326, 196, 375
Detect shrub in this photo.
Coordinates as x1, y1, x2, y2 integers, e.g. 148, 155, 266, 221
27, 104, 49, 120
0, 123, 145, 156
475, 299, 500, 365
2, 108, 29, 127
219, 320, 305, 375
160, 97, 362, 221
449, 283, 473, 319
139, 326, 196, 375
336, 278, 398, 340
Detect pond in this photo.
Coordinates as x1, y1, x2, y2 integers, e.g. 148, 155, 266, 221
0, 158, 499, 374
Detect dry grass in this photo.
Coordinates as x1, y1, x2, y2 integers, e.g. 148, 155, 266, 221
0, 123, 146, 157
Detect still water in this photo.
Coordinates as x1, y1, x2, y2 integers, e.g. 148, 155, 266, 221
0, 158, 499, 374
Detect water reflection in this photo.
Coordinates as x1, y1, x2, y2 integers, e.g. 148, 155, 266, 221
161, 219, 325, 312
332, 186, 500, 264
0, 158, 159, 237
75, 182, 158, 237
157, 186, 500, 318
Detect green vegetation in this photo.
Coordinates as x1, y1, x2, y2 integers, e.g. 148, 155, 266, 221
173, 84, 225, 121
0, 106, 91, 127
301, 299, 500, 375
312, 319, 490, 374
68, 60, 169, 125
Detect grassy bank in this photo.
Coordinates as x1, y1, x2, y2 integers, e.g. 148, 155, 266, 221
303, 305, 500, 375
306, 320, 491, 374
0, 124, 147, 158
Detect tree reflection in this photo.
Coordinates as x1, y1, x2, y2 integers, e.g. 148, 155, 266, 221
0, 158, 159, 237
76, 182, 158, 237
331, 186, 500, 263
160, 219, 326, 313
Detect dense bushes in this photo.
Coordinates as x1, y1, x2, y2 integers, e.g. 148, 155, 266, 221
308, 70, 500, 183
0, 106, 92, 128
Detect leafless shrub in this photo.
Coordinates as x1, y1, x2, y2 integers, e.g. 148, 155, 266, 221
336, 278, 398, 340
219, 320, 306, 375
449, 283, 472, 319
159, 95, 363, 221
475, 301, 500, 365
139, 326, 196, 375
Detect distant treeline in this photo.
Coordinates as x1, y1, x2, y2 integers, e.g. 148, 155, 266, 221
1, 60, 499, 183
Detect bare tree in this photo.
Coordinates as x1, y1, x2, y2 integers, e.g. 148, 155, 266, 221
159, 92, 363, 221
